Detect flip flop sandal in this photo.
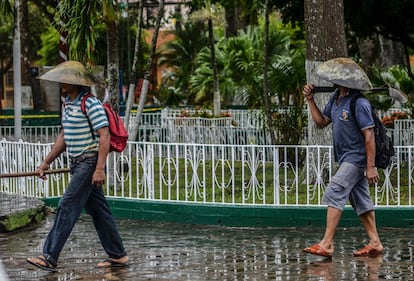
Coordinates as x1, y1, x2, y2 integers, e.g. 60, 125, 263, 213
26, 256, 58, 272
95, 258, 129, 268
353, 245, 383, 257
303, 244, 333, 258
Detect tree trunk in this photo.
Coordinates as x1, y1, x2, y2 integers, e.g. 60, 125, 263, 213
262, 0, 276, 145
125, 0, 144, 131
129, 0, 164, 141
378, 35, 405, 69
224, 6, 249, 38
13, 0, 22, 139
102, 3, 120, 185
357, 35, 380, 69
358, 34, 405, 70
106, 21, 120, 110
19, 0, 33, 110
104, 5, 120, 111
208, 17, 220, 116
304, 0, 347, 145
20, 0, 30, 86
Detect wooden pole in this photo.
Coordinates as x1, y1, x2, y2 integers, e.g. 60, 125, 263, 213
0, 168, 71, 178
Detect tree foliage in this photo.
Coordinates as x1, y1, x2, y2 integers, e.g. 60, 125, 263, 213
58, 0, 101, 65
157, 20, 209, 105
344, 0, 414, 50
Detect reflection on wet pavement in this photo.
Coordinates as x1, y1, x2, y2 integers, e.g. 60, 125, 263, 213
1, 214, 413, 280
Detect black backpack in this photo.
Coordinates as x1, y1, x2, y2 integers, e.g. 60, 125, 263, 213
350, 93, 395, 169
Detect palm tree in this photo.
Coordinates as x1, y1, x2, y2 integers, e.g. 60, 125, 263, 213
129, 0, 165, 141
189, 41, 236, 106
190, 2, 225, 116
262, 0, 276, 144
124, 0, 144, 130
58, 0, 120, 110
0, 0, 13, 122
189, 17, 307, 144
157, 20, 209, 105
103, 0, 120, 111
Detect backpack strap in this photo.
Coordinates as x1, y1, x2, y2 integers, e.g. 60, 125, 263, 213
349, 92, 365, 118
80, 93, 96, 140
81, 93, 95, 115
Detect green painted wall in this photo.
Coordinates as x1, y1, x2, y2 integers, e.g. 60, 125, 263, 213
43, 198, 414, 228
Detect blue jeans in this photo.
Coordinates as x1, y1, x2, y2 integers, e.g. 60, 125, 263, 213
42, 155, 127, 266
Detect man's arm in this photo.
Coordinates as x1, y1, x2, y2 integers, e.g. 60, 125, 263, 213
362, 128, 379, 184
303, 84, 331, 128
37, 130, 66, 178
92, 126, 110, 186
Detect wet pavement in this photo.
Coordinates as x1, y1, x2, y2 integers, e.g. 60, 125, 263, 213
0, 213, 413, 281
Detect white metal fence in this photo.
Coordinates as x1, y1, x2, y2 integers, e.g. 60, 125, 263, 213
393, 119, 414, 146
2, 108, 411, 145
0, 109, 271, 145
1, 139, 413, 207
1, 120, 409, 146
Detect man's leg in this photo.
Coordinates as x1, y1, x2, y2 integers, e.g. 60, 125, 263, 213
319, 206, 342, 252
27, 157, 96, 269
349, 178, 383, 255
358, 210, 383, 250
304, 162, 361, 256
303, 206, 342, 257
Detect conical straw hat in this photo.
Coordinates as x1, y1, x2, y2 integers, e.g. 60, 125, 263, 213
39, 61, 95, 87
314, 57, 373, 91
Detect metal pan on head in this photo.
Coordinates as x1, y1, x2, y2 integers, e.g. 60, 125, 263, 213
311, 57, 408, 104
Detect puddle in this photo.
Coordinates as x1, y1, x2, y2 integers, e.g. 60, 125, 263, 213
1, 214, 413, 280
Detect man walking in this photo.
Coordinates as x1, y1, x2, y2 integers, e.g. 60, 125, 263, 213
302, 57, 383, 258
26, 61, 128, 271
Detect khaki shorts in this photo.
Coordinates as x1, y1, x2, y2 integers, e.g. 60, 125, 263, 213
323, 162, 375, 215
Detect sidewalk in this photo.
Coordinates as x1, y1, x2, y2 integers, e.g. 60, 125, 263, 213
1, 193, 414, 280
1, 212, 414, 280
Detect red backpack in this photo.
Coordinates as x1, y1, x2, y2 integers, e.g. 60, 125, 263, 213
81, 93, 129, 152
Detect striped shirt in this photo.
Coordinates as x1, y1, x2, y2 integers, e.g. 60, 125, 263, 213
62, 92, 109, 157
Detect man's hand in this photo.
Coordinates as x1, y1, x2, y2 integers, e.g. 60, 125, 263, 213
37, 161, 49, 180
93, 126, 109, 187
303, 84, 315, 101
366, 166, 379, 185
92, 168, 106, 186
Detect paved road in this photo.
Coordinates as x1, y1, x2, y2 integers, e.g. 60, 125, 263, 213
1, 213, 414, 280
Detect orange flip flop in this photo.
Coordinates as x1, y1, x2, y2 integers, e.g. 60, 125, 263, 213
353, 245, 383, 257
303, 244, 333, 258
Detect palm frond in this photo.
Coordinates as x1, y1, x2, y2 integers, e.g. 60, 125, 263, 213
0, 0, 13, 15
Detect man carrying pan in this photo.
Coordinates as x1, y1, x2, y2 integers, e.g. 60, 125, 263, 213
302, 57, 383, 258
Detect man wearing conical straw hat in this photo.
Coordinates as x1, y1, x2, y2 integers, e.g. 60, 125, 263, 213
26, 61, 129, 271
302, 57, 383, 258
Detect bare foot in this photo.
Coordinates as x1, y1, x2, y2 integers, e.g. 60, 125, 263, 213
96, 256, 129, 268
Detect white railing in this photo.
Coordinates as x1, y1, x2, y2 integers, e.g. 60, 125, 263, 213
1, 139, 413, 207
2, 108, 412, 145
0, 109, 271, 145
0, 126, 61, 143
129, 108, 266, 128
0, 124, 271, 145
392, 120, 414, 146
